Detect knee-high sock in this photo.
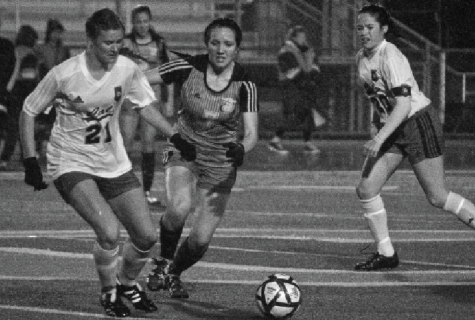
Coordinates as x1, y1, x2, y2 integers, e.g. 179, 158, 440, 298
168, 237, 208, 276
142, 152, 155, 193
361, 195, 395, 256
159, 217, 183, 260
118, 239, 151, 287
93, 242, 119, 292
444, 192, 475, 229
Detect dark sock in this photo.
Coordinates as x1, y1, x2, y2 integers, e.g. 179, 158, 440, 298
160, 217, 183, 260
141, 152, 155, 193
168, 237, 208, 276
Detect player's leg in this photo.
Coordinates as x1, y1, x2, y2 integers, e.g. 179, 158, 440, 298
140, 117, 161, 206
355, 152, 404, 271
269, 81, 294, 154
412, 156, 475, 228
106, 172, 158, 313
167, 188, 231, 298
54, 173, 130, 317
164, 165, 235, 298
408, 106, 475, 229
147, 163, 196, 291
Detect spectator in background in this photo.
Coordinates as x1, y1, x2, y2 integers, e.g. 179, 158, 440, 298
36, 18, 70, 77
0, 25, 41, 170
120, 5, 174, 207
0, 12, 16, 165
268, 25, 327, 154
35, 18, 70, 158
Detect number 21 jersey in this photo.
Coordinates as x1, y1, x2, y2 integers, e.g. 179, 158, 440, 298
22, 52, 156, 179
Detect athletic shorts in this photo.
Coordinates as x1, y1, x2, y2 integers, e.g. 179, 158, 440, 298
162, 150, 237, 194
54, 170, 141, 204
380, 105, 445, 164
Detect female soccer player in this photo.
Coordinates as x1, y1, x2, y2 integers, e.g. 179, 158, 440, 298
145, 18, 259, 298
120, 5, 175, 207
354, 4, 475, 271
18, 8, 194, 317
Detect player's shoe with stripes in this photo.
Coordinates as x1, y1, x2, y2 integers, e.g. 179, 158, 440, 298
268, 141, 289, 154
166, 274, 189, 299
147, 258, 170, 291
100, 291, 131, 318
117, 281, 158, 312
355, 252, 399, 271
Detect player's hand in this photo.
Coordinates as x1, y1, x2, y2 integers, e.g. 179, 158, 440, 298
23, 157, 48, 191
223, 142, 245, 167
363, 138, 382, 158
170, 133, 196, 161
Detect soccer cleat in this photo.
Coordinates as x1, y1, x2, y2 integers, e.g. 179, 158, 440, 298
268, 141, 289, 154
355, 252, 399, 271
117, 281, 158, 312
100, 291, 131, 318
166, 275, 189, 299
145, 191, 163, 207
147, 258, 170, 291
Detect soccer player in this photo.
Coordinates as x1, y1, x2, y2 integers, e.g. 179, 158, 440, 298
120, 5, 175, 207
18, 8, 195, 317
145, 18, 259, 298
354, 4, 475, 271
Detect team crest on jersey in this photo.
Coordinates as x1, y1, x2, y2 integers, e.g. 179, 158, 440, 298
220, 98, 236, 112
371, 70, 379, 82
114, 86, 122, 102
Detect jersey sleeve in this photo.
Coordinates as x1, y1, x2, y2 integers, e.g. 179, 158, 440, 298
381, 45, 414, 90
158, 58, 193, 85
23, 68, 59, 116
239, 81, 258, 112
126, 64, 156, 109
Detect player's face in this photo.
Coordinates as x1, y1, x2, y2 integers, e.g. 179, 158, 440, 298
356, 13, 387, 51
207, 27, 239, 73
293, 32, 307, 46
90, 28, 124, 66
133, 12, 151, 38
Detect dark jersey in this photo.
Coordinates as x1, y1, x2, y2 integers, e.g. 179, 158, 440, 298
158, 54, 258, 166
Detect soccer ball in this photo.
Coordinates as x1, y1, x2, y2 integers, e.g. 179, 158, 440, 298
255, 274, 302, 319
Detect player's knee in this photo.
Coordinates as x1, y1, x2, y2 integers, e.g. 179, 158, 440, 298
167, 199, 193, 218
356, 181, 378, 200
133, 233, 158, 252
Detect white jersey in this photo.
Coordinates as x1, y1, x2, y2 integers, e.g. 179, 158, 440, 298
356, 40, 430, 123
23, 52, 156, 179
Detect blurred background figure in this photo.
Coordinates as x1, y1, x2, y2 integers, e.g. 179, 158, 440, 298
35, 18, 70, 158
120, 5, 175, 208
268, 25, 327, 155
0, 10, 16, 164
0, 25, 41, 170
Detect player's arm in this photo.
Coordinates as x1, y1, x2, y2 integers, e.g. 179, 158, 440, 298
163, 83, 174, 118
138, 103, 175, 138
364, 91, 411, 158
144, 68, 164, 86
240, 81, 259, 154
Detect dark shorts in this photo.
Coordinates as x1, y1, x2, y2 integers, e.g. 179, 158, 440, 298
162, 150, 237, 194
380, 105, 445, 164
54, 170, 141, 204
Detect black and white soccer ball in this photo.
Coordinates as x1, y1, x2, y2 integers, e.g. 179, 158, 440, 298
255, 273, 302, 319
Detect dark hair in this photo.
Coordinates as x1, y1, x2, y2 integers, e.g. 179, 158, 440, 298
131, 4, 152, 21
45, 19, 65, 43
358, 4, 391, 28
15, 25, 38, 47
85, 8, 124, 40
204, 18, 242, 47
